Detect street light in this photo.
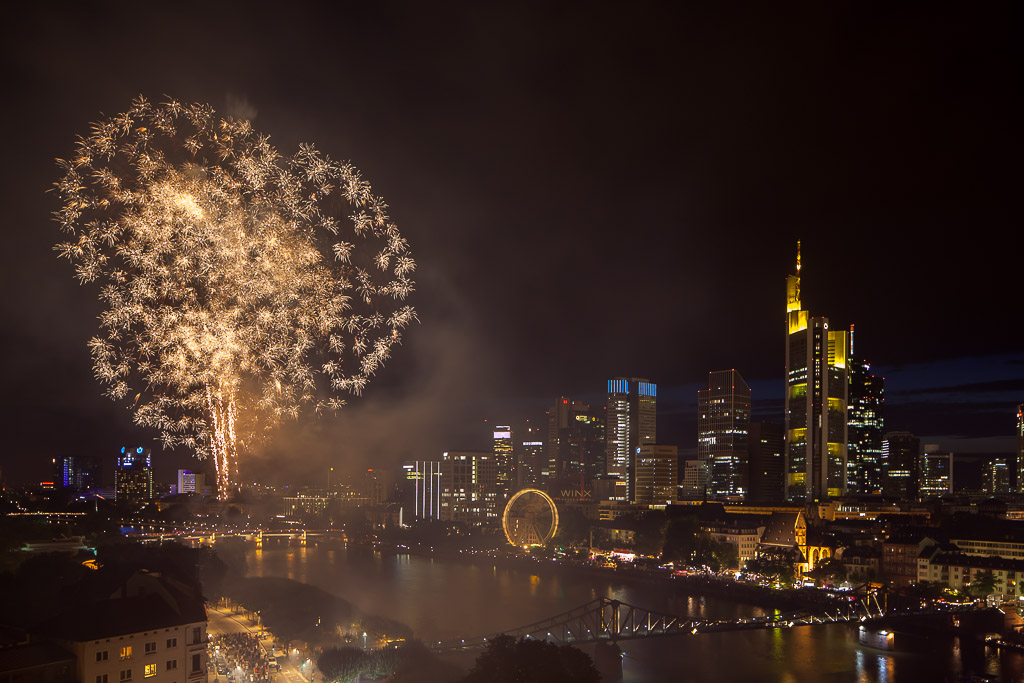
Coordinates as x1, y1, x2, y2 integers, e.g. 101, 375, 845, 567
362, 632, 367, 650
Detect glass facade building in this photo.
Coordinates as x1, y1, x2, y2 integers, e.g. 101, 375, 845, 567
605, 377, 656, 501
698, 369, 750, 498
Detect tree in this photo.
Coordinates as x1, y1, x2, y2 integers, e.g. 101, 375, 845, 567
968, 570, 1001, 598
318, 647, 366, 683
461, 635, 600, 683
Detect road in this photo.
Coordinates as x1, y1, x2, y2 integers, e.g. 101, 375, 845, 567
206, 606, 318, 683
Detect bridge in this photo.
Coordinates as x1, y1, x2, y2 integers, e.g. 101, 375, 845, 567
432, 588, 976, 652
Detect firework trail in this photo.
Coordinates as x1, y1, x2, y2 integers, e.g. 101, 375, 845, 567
54, 96, 416, 498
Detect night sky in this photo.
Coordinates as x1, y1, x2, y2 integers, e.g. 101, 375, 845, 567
0, 3, 1018, 487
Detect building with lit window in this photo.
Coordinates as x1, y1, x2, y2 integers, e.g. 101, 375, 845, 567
115, 448, 153, 504
698, 370, 750, 499
402, 460, 442, 520
53, 455, 102, 492
784, 243, 848, 501
42, 570, 208, 683
882, 431, 919, 500
918, 446, 953, 498
517, 439, 543, 488
1017, 404, 1024, 494
633, 444, 677, 506
983, 456, 1012, 495
846, 345, 884, 495
546, 399, 605, 486
605, 378, 656, 501
175, 470, 206, 495
492, 426, 514, 498
439, 451, 497, 523
747, 421, 784, 503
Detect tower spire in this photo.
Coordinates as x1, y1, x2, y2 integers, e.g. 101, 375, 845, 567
796, 240, 801, 273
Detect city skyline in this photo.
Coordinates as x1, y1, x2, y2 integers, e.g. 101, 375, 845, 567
0, 4, 1018, 487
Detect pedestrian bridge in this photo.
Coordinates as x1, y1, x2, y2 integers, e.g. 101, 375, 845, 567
431, 588, 973, 652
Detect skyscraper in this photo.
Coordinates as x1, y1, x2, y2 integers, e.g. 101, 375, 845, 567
983, 456, 1011, 495
53, 455, 102, 492
492, 425, 514, 498
546, 398, 605, 485
697, 369, 750, 498
847, 339, 885, 495
918, 445, 954, 498
115, 447, 153, 504
747, 421, 785, 503
439, 451, 497, 522
881, 431, 919, 499
605, 378, 656, 501
784, 243, 848, 501
633, 444, 678, 506
1017, 404, 1023, 494
402, 460, 442, 520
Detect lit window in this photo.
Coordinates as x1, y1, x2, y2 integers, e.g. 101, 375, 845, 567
120, 647, 133, 661
144, 665, 156, 678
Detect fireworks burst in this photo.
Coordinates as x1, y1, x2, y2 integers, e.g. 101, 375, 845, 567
54, 96, 416, 498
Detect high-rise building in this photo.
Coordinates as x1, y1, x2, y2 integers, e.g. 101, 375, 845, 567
881, 431, 919, 499
1017, 404, 1024, 494
52, 455, 102, 492
439, 451, 497, 523
177, 469, 206, 495
784, 243, 848, 501
402, 460, 442, 520
605, 378, 656, 501
983, 456, 1011, 495
847, 339, 884, 495
493, 425, 514, 498
747, 421, 785, 503
517, 438, 544, 489
546, 399, 605, 484
115, 447, 153, 504
698, 369, 751, 498
918, 446, 954, 498
633, 444, 678, 506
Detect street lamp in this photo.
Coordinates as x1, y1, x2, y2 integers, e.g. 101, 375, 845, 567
362, 632, 367, 650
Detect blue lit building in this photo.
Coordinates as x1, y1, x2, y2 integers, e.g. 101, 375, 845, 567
115, 447, 153, 504
605, 377, 656, 502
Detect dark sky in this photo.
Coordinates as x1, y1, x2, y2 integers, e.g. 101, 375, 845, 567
0, 2, 1019, 487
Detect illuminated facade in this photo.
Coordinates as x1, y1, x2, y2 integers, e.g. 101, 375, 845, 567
1018, 404, 1024, 494
918, 446, 953, 498
747, 421, 785, 503
698, 369, 750, 498
633, 444, 678, 506
983, 456, 1011, 494
847, 347, 885, 495
546, 398, 605, 484
115, 447, 153, 504
517, 439, 543, 488
439, 451, 498, 523
402, 460, 442, 520
176, 469, 205, 495
881, 431, 919, 499
52, 455, 101, 492
605, 378, 656, 501
492, 425, 514, 498
784, 243, 848, 501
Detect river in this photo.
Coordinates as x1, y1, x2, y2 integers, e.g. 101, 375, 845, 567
246, 544, 1023, 682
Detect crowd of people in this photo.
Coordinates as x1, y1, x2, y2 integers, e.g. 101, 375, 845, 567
211, 633, 272, 683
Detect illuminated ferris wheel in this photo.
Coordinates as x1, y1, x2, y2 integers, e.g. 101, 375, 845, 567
503, 488, 559, 547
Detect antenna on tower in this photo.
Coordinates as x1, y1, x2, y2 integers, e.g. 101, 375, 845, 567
796, 240, 802, 273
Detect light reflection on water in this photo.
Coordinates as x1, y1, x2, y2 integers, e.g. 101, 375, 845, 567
244, 546, 1024, 683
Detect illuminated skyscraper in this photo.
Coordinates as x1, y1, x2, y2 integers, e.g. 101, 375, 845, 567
115, 446, 153, 504
918, 445, 953, 498
493, 425, 514, 498
1017, 404, 1024, 494
847, 339, 885, 495
882, 431, 919, 499
698, 370, 750, 498
633, 444, 678, 506
605, 378, 656, 501
983, 456, 1011, 495
52, 455, 101, 492
402, 460, 442, 520
546, 398, 605, 485
518, 439, 544, 488
784, 243, 848, 501
439, 451, 497, 522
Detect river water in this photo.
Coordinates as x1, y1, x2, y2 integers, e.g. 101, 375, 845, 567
246, 545, 1023, 682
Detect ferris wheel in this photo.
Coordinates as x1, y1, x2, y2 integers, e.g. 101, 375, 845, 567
503, 488, 559, 547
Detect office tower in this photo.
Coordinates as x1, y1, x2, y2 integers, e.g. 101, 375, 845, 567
698, 369, 751, 498
1018, 405, 1024, 494
493, 425, 514, 498
115, 447, 153, 503
918, 446, 954, 498
546, 398, 605, 484
747, 421, 785, 503
633, 444, 678, 506
439, 451, 497, 523
881, 431, 919, 499
983, 456, 1011, 494
518, 438, 544, 488
52, 455, 102, 492
605, 378, 656, 501
177, 469, 206, 494
680, 460, 705, 499
402, 460, 442, 520
784, 243, 848, 501
847, 345, 884, 495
